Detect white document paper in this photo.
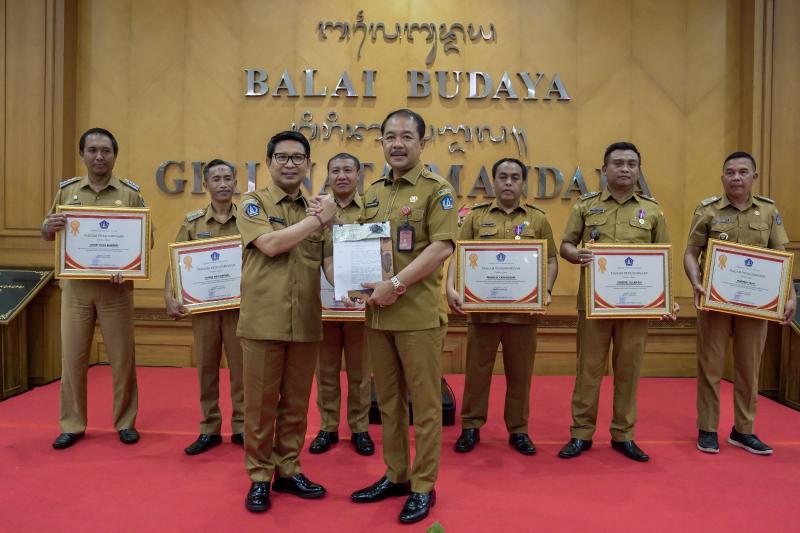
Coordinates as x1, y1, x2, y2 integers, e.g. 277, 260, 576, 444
333, 238, 383, 300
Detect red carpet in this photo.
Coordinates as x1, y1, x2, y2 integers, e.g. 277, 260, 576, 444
1, 367, 799, 532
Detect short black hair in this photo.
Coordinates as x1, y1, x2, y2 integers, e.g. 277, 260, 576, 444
492, 158, 528, 181
266, 130, 311, 160
79, 127, 118, 155
603, 141, 641, 166
723, 151, 757, 171
380, 108, 426, 139
327, 152, 361, 172
203, 158, 236, 180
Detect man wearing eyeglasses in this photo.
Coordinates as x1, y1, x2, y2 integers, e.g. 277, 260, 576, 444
236, 131, 338, 513
349, 109, 457, 525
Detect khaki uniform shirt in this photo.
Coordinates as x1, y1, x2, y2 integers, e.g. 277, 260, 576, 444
459, 198, 557, 324
236, 183, 332, 342
687, 194, 788, 272
360, 162, 458, 331
561, 188, 670, 310
335, 193, 363, 224
47, 175, 146, 213
174, 203, 238, 243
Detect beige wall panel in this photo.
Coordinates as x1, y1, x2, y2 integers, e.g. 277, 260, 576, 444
770, 0, 800, 246
3, 0, 47, 231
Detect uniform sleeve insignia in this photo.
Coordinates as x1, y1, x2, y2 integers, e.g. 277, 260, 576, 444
754, 195, 775, 204
579, 191, 601, 200
440, 195, 454, 210
120, 178, 140, 191
776, 213, 782, 225
244, 203, 261, 217
700, 196, 721, 206
59, 177, 80, 188
186, 208, 205, 222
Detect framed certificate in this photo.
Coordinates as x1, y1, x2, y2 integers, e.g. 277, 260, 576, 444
321, 267, 364, 321
168, 235, 242, 314
585, 243, 673, 318
455, 240, 547, 313
55, 206, 151, 280
700, 239, 793, 322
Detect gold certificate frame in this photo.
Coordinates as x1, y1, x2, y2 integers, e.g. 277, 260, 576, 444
168, 235, 242, 314
455, 239, 547, 313
585, 243, 673, 319
321, 267, 365, 321
700, 239, 793, 322
55, 206, 151, 280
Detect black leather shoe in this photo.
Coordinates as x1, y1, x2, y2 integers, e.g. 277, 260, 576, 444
231, 433, 244, 446
53, 432, 84, 450
118, 428, 140, 445
245, 482, 270, 512
728, 427, 773, 455
351, 432, 375, 456
454, 428, 480, 453
558, 438, 592, 459
351, 476, 411, 503
272, 473, 326, 499
509, 433, 536, 455
399, 491, 436, 524
611, 440, 650, 462
184, 434, 222, 455
309, 430, 339, 454
697, 430, 720, 454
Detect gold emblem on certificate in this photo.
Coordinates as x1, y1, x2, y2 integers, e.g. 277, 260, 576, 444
55, 206, 151, 280
585, 243, 673, 318
168, 235, 242, 313
700, 239, 793, 322
455, 240, 547, 313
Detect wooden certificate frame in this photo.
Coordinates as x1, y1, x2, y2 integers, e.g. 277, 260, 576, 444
455, 239, 547, 313
700, 239, 793, 322
55, 206, 151, 280
168, 235, 242, 314
585, 243, 673, 319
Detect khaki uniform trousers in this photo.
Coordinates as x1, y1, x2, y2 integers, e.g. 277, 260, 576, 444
696, 310, 768, 434
570, 313, 648, 441
192, 310, 244, 435
367, 325, 446, 494
461, 323, 537, 433
241, 339, 318, 482
59, 280, 138, 433
315, 321, 370, 434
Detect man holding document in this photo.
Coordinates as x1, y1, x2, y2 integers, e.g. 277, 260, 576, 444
446, 157, 558, 456
558, 141, 677, 463
684, 151, 796, 456
237, 131, 338, 513
165, 158, 244, 455
347, 109, 457, 525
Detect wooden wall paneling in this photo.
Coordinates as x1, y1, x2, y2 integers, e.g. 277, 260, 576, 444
1, 308, 29, 399
25, 282, 62, 385
779, 324, 800, 409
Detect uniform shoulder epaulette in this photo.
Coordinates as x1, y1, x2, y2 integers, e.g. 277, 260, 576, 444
185, 208, 206, 222
754, 195, 774, 204
579, 191, 600, 201
636, 192, 659, 204
700, 196, 720, 206
120, 178, 140, 191
471, 201, 491, 209
526, 203, 546, 214
59, 177, 80, 188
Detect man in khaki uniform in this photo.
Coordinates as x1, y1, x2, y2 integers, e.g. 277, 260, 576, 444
446, 158, 558, 456
237, 131, 338, 513
309, 152, 374, 457
42, 127, 147, 449
349, 109, 457, 525
558, 141, 677, 463
684, 151, 796, 455
165, 159, 245, 455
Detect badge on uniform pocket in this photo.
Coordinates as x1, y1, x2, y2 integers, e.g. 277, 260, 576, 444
397, 223, 415, 252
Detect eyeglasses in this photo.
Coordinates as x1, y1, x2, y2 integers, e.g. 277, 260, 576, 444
272, 153, 308, 165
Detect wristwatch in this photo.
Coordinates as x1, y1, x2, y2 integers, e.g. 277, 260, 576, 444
389, 276, 407, 295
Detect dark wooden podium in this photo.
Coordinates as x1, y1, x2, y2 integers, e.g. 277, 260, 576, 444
0, 269, 53, 400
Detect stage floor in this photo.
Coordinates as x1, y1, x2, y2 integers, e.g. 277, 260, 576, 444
1, 367, 799, 532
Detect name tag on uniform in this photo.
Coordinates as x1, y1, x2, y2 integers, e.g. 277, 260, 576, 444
589, 207, 605, 214
197, 231, 212, 238
713, 217, 731, 224
365, 199, 379, 208
479, 222, 495, 227
268, 216, 286, 225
